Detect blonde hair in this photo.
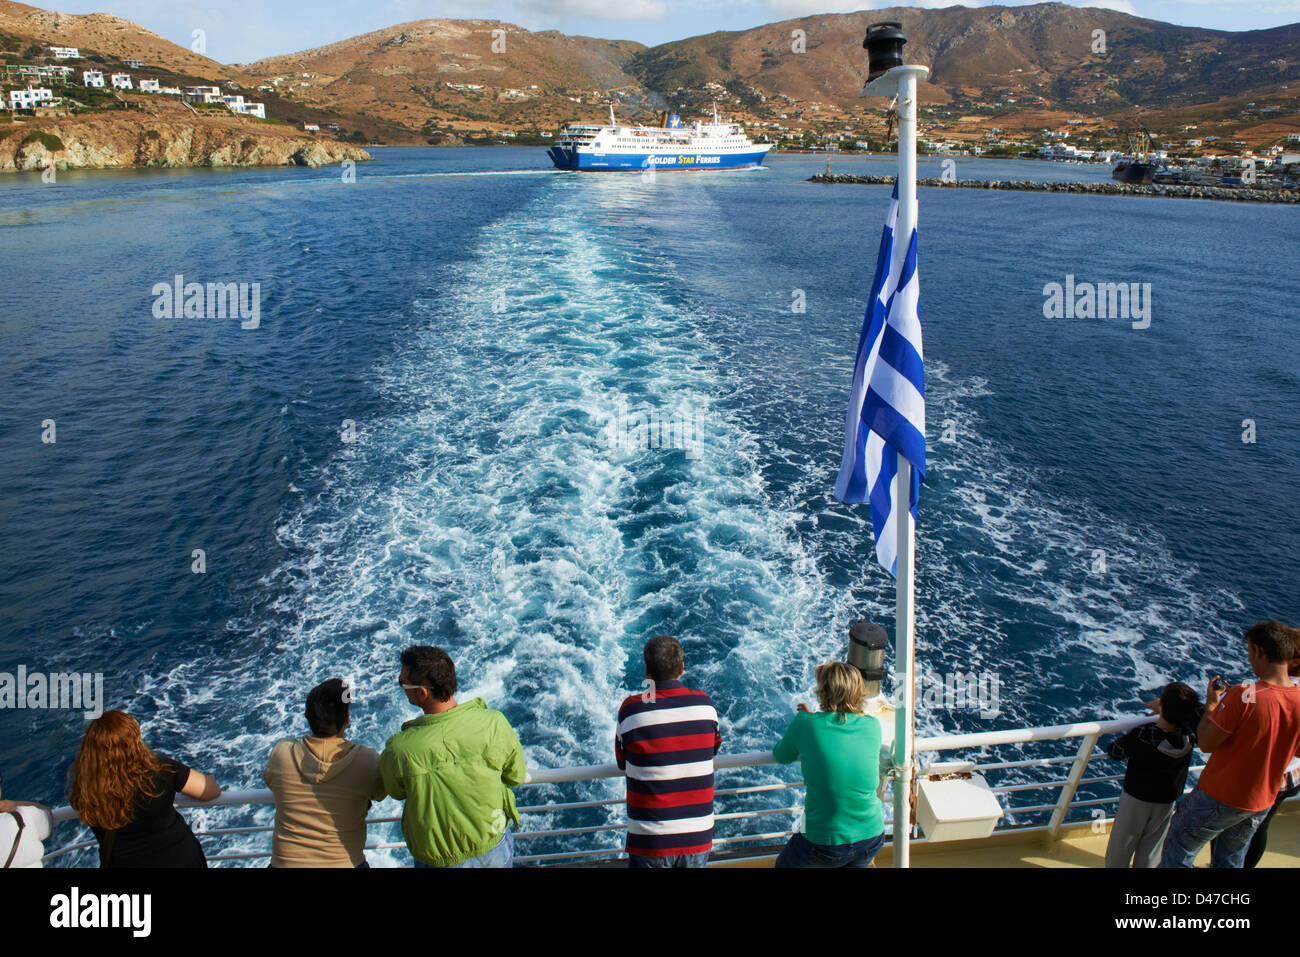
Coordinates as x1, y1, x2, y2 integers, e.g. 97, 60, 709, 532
815, 662, 867, 723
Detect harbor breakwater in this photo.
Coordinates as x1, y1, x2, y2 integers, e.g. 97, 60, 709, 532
808, 173, 1300, 204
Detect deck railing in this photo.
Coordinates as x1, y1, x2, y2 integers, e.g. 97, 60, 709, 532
43, 713, 1188, 866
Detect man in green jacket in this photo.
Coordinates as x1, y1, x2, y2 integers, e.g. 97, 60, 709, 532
379, 646, 527, 867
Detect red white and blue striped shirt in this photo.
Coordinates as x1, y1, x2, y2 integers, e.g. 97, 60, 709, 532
615, 680, 722, 857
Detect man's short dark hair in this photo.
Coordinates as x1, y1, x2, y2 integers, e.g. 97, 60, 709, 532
1160, 682, 1199, 728
644, 635, 684, 682
306, 678, 350, 737
400, 646, 457, 701
1245, 621, 1297, 664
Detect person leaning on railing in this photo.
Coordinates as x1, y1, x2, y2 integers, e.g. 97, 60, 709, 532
614, 635, 722, 868
68, 710, 222, 868
378, 646, 526, 868
262, 678, 387, 868
1103, 682, 1203, 868
772, 662, 887, 868
0, 771, 53, 869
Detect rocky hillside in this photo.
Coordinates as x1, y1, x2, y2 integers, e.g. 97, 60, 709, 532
2, 2, 1296, 151
240, 19, 650, 138
232, 3, 1299, 137
0, 0, 251, 82
628, 4, 1300, 113
0, 98, 370, 172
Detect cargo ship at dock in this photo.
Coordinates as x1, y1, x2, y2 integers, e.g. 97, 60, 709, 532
547, 106, 772, 172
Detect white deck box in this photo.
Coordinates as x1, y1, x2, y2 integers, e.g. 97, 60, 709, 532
916, 774, 1003, 842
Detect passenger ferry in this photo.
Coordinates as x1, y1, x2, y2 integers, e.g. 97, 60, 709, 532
547, 105, 772, 172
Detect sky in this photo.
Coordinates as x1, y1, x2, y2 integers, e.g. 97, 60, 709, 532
33, 0, 1300, 64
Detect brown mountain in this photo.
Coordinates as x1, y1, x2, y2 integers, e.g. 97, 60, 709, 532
0, 0, 249, 81
628, 4, 1300, 114
240, 20, 650, 138
3, 2, 1297, 147
230, 3, 1298, 143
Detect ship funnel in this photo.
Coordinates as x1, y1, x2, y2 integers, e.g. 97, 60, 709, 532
847, 619, 888, 698
863, 21, 907, 82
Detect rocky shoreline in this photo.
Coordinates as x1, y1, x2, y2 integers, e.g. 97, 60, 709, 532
808, 173, 1300, 205
0, 110, 372, 174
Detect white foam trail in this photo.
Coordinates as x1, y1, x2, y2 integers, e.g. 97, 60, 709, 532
89, 173, 1251, 862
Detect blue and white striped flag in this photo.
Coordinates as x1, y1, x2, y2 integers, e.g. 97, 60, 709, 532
834, 183, 926, 576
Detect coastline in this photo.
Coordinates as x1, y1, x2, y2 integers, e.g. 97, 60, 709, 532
0, 106, 372, 174
808, 173, 1300, 204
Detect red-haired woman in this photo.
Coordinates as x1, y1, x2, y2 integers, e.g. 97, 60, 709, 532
69, 711, 221, 867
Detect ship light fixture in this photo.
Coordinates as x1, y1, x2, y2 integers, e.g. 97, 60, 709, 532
863, 21, 907, 82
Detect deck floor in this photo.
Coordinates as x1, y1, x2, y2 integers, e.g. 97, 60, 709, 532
713, 803, 1300, 868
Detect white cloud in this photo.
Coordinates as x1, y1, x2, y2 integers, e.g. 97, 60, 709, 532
520, 0, 670, 20
1078, 0, 1140, 13
762, 0, 963, 14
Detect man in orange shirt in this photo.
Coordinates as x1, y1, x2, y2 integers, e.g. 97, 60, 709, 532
1160, 621, 1300, 867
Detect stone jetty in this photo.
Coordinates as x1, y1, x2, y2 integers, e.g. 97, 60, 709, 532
808, 173, 1300, 204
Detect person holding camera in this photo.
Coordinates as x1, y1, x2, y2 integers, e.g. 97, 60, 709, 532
1160, 621, 1300, 868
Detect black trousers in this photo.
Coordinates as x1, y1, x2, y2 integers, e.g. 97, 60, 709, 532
1243, 780, 1300, 869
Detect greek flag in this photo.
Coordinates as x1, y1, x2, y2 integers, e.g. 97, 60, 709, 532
834, 183, 926, 576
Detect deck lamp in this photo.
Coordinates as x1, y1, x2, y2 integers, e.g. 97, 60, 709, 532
863, 22, 907, 82
847, 620, 888, 698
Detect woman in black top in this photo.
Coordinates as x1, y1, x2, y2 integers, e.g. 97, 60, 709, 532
69, 710, 221, 867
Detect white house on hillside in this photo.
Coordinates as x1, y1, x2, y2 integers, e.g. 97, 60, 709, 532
9, 87, 57, 110
47, 46, 79, 59
83, 70, 105, 88
138, 79, 160, 93
110, 74, 133, 90
184, 86, 222, 103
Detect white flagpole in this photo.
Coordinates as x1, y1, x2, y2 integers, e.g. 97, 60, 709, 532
863, 58, 927, 870
893, 63, 924, 871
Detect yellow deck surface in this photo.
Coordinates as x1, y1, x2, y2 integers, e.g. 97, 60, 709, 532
715, 802, 1300, 868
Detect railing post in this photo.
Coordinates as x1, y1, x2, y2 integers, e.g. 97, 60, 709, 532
1047, 731, 1100, 840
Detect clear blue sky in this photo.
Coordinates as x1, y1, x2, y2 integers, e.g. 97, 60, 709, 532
43, 0, 1300, 64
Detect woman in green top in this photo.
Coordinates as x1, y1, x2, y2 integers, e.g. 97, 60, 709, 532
773, 661, 886, 867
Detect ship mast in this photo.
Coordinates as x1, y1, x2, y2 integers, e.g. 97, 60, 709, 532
859, 21, 927, 871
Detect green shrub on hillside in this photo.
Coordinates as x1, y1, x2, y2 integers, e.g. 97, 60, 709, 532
21, 131, 64, 151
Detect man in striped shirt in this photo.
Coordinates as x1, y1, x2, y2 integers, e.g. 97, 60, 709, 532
615, 635, 722, 867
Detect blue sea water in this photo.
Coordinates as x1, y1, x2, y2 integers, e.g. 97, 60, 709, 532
1, 147, 1297, 863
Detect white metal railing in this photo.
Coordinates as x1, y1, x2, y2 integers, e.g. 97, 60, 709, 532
43, 713, 1168, 866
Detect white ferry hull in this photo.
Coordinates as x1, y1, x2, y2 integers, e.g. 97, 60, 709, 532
548, 145, 771, 172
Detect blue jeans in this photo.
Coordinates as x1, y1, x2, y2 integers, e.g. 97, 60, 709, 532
627, 850, 710, 868
775, 830, 885, 868
413, 825, 514, 869
1159, 787, 1268, 868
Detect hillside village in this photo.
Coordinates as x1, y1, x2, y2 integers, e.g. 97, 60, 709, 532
2, 2, 1298, 176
